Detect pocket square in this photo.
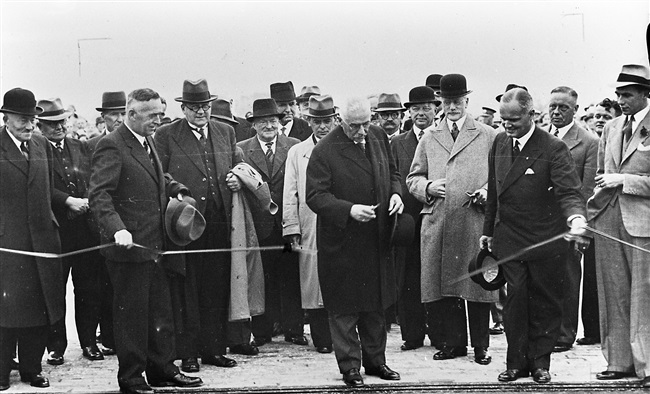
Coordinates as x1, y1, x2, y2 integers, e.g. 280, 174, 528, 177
638, 142, 650, 151
525, 168, 535, 175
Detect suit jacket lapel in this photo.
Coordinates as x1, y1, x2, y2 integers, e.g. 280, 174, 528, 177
563, 124, 581, 151
449, 118, 480, 160
338, 130, 372, 175
174, 121, 207, 176
146, 136, 165, 189
622, 110, 650, 164
120, 127, 158, 182
0, 127, 29, 176
611, 117, 624, 168
500, 129, 543, 194
245, 139, 270, 178
208, 122, 228, 178
27, 136, 46, 186
272, 135, 291, 178
430, 123, 454, 154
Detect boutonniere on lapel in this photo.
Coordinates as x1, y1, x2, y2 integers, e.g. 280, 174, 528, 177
638, 127, 650, 151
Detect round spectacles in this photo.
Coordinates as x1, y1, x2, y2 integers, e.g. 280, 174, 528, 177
185, 104, 211, 113
379, 112, 400, 120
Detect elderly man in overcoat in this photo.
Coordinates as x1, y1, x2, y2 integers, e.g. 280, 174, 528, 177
306, 97, 404, 388
407, 74, 497, 365
0, 88, 66, 390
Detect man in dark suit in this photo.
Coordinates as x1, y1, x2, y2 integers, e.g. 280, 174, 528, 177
36, 98, 107, 365
155, 79, 243, 372
210, 98, 255, 142
87, 91, 126, 153
387, 93, 429, 352
0, 88, 66, 390
89, 88, 202, 394
377, 93, 405, 141
481, 88, 587, 384
271, 81, 312, 141
306, 97, 403, 388
546, 86, 599, 353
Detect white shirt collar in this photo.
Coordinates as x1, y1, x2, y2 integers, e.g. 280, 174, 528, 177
125, 123, 146, 146
257, 135, 278, 153
446, 115, 467, 133
513, 123, 536, 150
632, 104, 650, 132
187, 120, 207, 140
553, 120, 574, 140
5, 127, 23, 151
49, 139, 65, 149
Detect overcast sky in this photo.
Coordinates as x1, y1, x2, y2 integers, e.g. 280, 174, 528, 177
1, 0, 649, 121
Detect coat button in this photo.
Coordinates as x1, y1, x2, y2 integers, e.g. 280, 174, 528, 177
201, 197, 206, 201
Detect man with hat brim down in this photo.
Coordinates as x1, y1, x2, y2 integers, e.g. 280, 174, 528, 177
88, 91, 127, 153
237, 98, 304, 347
407, 74, 498, 366
89, 88, 203, 394
587, 64, 650, 388
210, 98, 255, 142
0, 88, 67, 391
376, 93, 407, 141
154, 79, 245, 372
296, 86, 321, 119
386, 92, 432, 352
282, 95, 337, 354
478, 107, 497, 128
271, 81, 312, 141
480, 87, 588, 384
36, 98, 109, 365
306, 96, 404, 388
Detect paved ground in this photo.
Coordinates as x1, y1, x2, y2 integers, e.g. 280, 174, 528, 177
4, 283, 648, 393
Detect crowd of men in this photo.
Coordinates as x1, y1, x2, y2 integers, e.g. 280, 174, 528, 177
1, 63, 649, 392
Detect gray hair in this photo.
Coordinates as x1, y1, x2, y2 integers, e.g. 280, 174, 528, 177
127, 88, 161, 110
342, 97, 371, 123
501, 88, 534, 113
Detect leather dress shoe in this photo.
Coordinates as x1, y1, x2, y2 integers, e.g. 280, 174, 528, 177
342, 368, 364, 388
643, 376, 650, 388
365, 364, 401, 380
0, 376, 9, 391
150, 373, 203, 387
433, 346, 467, 360
21, 373, 50, 388
181, 357, 200, 373
82, 345, 105, 361
202, 355, 237, 368
46, 351, 64, 365
120, 383, 154, 394
474, 347, 492, 365
316, 346, 333, 353
498, 369, 530, 382
230, 343, 259, 356
98, 345, 116, 356
251, 337, 270, 347
285, 335, 309, 346
576, 337, 600, 345
553, 343, 572, 352
596, 370, 636, 380
532, 368, 551, 383
400, 341, 423, 351
489, 322, 504, 335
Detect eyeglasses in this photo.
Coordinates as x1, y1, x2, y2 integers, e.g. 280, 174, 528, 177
379, 112, 400, 120
410, 105, 433, 113
185, 104, 211, 113
594, 113, 613, 120
349, 121, 370, 131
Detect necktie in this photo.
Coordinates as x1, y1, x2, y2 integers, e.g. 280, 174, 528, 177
512, 140, 520, 163
418, 130, 424, 140
451, 122, 459, 141
55, 141, 63, 153
281, 126, 287, 136
623, 115, 634, 143
265, 142, 274, 174
553, 128, 560, 137
143, 140, 156, 167
20, 141, 29, 160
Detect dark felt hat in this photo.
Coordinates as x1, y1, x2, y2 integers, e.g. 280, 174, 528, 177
495, 84, 528, 103
404, 86, 438, 108
36, 98, 73, 121
305, 95, 337, 118
210, 99, 239, 124
425, 74, 443, 91
439, 74, 472, 99
165, 196, 206, 246
95, 91, 126, 112
390, 213, 415, 247
270, 81, 296, 103
297, 86, 321, 104
174, 79, 218, 104
468, 248, 506, 291
246, 98, 281, 121
0, 88, 43, 116
375, 93, 406, 112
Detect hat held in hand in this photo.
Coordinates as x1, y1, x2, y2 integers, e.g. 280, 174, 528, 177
390, 213, 415, 247
165, 196, 206, 246
468, 248, 506, 291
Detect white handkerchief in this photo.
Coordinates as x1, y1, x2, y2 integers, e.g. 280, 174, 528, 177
637, 142, 650, 152
525, 168, 535, 175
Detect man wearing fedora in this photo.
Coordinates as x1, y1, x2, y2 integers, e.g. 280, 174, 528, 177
270, 81, 312, 141
283, 95, 337, 354
89, 88, 202, 394
237, 98, 303, 347
408, 74, 497, 366
36, 98, 108, 365
210, 98, 254, 142
481, 88, 587, 383
388, 93, 431, 352
588, 64, 650, 387
545, 86, 599, 354
306, 96, 403, 388
88, 91, 126, 152
376, 93, 406, 141
155, 79, 244, 372
296, 85, 321, 119
478, 107, 497, 128
0, 88, 67, 390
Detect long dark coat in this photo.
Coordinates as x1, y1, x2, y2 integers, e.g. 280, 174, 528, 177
0, 129, 65, 327
306, 125, 401, 314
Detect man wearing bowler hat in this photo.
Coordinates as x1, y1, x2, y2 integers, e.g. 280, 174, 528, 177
375, 93, 406, 141
237, 98, 303, 347
88, 91, 127, 152
270, 81, 312, 141
408, 74, 497, 366
89, 88, 202, 394
37, 98, 108, 365
283, 95, 337, 354
588, 64, 650, 387
0, 88, 67, 390
389, 92, 432, 352
155, 79, 244, 372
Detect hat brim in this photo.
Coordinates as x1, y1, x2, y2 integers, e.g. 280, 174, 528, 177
374, 107, 407, 113
246, 113, 282, 122
612, 81, 650, 90
174, 95, 218, 104
404, 100, 438, 108
211, 114, 239, 124
37, 110, 73, 121
96, 106, 126, 112
0, 106, 44, 116
165, 197, 205, 246
469, 248, 506, 291
438, 90, 472, 99
304, 112, 338, 119
389, 213, 415, 247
